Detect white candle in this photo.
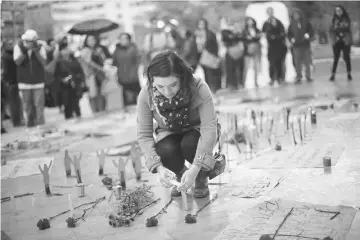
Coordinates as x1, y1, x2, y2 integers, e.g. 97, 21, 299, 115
32, 196, 35, 207
182, 191, 189, 211
68, 194, 74, 217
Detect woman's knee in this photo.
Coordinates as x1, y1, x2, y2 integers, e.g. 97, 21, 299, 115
156, 135, 183, 160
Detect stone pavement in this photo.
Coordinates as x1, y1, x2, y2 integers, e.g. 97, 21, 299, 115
1, 59, 360, 240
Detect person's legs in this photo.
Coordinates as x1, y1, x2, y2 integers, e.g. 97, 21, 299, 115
237, 57, 245, 88
293, 47, 303, 82
303, 47, 312, 81
342, 45, 352, 80
225, 54, 237, 90
33, 88, 45, 126
180, 129, 210, 198
155, 134, 184, 173
20, 89, 35, 127
61, 88, 72, 119
8, 85, 22, 126
330, 42, 342, 80
268, 53, 276, 85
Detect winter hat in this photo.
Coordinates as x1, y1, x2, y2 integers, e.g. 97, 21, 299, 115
21, 29, 39, 41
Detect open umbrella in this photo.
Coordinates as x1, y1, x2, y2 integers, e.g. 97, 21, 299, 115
68, 19, 119, 35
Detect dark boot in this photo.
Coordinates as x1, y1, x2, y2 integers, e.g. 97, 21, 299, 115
348, 73, 352, 81
329, 74, 335, 82
193, 170, 210, 198
171, 166, 188, 197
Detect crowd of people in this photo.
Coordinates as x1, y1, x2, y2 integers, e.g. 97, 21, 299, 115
1, 5, 355, 134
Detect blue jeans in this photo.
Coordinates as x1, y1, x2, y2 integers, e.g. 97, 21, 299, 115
20, 88, 45, 127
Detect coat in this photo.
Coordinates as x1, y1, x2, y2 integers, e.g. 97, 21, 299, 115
112, 43, 139, 85
136, 77, 218, 173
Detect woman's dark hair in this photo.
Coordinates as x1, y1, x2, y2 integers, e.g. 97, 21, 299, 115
197, 18, 208, 30
244, 17, 258, 29
144, 50, 194, 98
119, 32, 132, 42
83, 35, 100, 48
333, 5, 350, 22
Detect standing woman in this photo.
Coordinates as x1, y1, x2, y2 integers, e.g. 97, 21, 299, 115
195, 19, 222, 93
112, 33, 141, 107
79, 35, 111, 113
137, 51, 219, 198
329, 5, 353, 81
243, 17, 262, 88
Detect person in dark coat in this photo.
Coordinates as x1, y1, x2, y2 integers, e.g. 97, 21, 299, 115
112, 33, 141, 107
195, 18, 222, 93
180, 29, 199, 72
1, 40, 23, 127
243, 17, 262, 88
329, 5, 353, 81
288, 9, 314, 84
54, 45, 85, 119
221, 23, 245, 89
262, 7, 287, 86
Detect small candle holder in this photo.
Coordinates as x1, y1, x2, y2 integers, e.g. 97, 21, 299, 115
76, 183, 85, 197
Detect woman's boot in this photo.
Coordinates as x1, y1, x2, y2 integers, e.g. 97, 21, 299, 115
171, 166, 188, 197
193, 170, 210, 198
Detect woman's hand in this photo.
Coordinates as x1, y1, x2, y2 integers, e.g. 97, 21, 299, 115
157, 165, 175, 188
177, 165, 201, 192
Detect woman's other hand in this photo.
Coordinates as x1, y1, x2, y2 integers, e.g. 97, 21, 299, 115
157, 165, 175, 188
177, 165, 201, 192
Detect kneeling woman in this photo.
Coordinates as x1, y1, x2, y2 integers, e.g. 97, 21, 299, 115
137, 51, 218, 198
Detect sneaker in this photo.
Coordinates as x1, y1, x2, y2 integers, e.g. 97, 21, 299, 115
329, 74, 335, 81
348, 74, 352, 81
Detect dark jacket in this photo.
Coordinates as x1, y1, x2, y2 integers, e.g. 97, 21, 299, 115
288, 10, 314, 48
15, 41, 45, 85
181, 36, 198, 66
262, 18, 286, 47
204, 30, 219, 56
330, 15, 352, 46
112, 43, 139, 85
1, 49, 17, 86
54, 54, 84, 95
221, 29, 244, 47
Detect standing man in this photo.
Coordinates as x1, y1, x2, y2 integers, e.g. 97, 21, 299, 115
13, 30, 47, 127
262, 7, 287, 86
288, 9, 314, 84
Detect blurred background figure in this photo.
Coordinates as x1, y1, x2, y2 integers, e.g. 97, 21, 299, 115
79, 35, 111, 113
180, 29, 198, 72
54, 39, 85, 120
45, 38, 63, 112
143, 18, 176, 63
288, 8, 314, 84
262, 7, 287, 86
221, 21, 245, 90
196, 18, 222, 93
329, 5, 353, 81
243, 17, 262, 88
112, 32, 140, 108
1, 40, 23, 127
13, 29, 47, 127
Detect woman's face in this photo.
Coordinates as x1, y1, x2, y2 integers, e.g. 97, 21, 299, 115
119, 34, 130, 46
153, 76, 181, 99
335, 7, 343, 17
86, 36, 96, 48
198, 20, 206, 30
246, 18, 254, 27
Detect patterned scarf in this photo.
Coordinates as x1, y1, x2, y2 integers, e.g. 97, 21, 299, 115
152, 85, 191, 132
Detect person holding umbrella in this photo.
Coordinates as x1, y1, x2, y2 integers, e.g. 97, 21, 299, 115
77, 35, 111, 113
